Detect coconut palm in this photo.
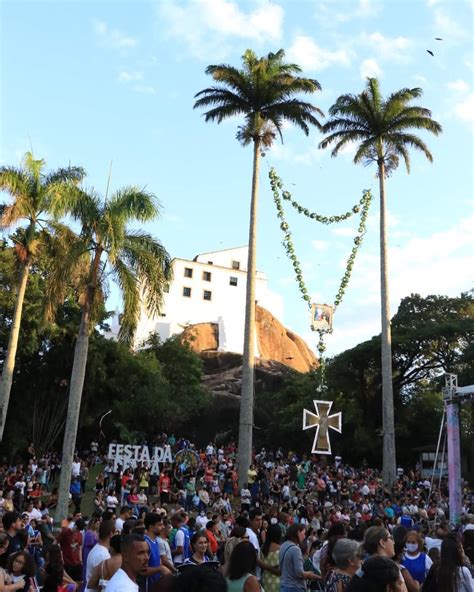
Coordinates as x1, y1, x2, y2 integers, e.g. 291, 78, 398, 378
194, 49, 323, 486
319, 77, 442, 484
49, 184, 172, 521
0, 152, 85, 442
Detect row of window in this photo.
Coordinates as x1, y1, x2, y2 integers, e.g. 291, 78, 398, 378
183, 287, 212, 300
182, 269, 239, 287
184, 260, 240, 280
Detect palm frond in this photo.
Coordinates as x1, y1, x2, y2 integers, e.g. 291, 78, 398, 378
106, 187, 160, 224
44, 166, 86, 186
111, 258, 140, 345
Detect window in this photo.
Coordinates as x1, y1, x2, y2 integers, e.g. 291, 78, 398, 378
230, 276, 238, 286
231, 260, 240, 270
183, 287, 192, 297
184, 267, 193, 278
203, 290, 212, 301
202, 271, 212, 282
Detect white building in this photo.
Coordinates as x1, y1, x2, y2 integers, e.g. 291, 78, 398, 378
109, 246, 283, 355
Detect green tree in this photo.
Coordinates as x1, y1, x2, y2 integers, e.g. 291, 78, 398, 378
0, 153, 84, 441
194, 49, 323, 485
49, 184, 172, 522
319, 78, 442, 484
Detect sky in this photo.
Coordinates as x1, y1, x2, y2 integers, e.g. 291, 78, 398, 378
1, 0, 473, 356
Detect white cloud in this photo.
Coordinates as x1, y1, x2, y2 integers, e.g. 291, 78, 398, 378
158, 0, 283, 60
132, 85, 156, 95
315, 0, 380, 24
413, 74, 428, 84
324, 213, 474, 354
331, 226, 357, 237
312, 239, 330, 251
287, 35, 352, 71
444, 79, 474, 128
447, 79, 470, 92
358, 32, 413, 61
360, 58, 382, 79
453, 93, 474, 126
433, 8, 466, 39
92, 19, 138, 49
117, 70, 143, 83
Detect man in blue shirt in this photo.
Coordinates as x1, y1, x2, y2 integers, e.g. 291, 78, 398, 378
142, 513, 171, 591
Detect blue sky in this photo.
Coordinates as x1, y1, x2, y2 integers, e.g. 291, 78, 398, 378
1, 0, 473, 355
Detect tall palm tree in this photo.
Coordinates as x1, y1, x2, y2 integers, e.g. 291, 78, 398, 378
0, 152, 84, 442
319, 78, 442, 484
49, 185, 172, 522
194, 49, 323, 486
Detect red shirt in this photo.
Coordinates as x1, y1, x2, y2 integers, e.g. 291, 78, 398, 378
58, 528, 82, 566
205, 529, 218, 555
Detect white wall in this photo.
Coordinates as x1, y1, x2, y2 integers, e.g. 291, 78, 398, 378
108, 247, 284, 355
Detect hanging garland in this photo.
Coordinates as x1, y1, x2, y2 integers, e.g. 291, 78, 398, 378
268, 167, 373, 359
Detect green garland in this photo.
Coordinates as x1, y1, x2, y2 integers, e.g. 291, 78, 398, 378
269, 167, 372, 358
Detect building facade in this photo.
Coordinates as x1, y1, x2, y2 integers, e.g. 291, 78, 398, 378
108, 246, 283, 355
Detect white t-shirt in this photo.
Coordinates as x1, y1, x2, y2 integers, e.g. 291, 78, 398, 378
425, 536, 443, 552
72, 462, 81, 477
173, 529, 185, 565
116, 518, 125, 532
86, 543, 111, 591
158, 537, 172, 563
457, 566, 474, 592
105, 568, 138, 592
246, 528, 261, 578
107, 495, 119, 509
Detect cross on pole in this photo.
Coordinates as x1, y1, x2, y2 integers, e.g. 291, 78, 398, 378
303, 400, 342, 455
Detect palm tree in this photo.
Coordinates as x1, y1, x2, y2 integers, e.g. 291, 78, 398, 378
0, 152, 84, 442
319, 77, 442, 484
49, 184, 172, 522
194, 49, 323, 486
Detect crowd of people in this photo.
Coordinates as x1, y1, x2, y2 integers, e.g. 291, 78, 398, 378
0, 436, 473, 592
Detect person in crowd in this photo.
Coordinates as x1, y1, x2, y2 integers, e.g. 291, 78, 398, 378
0, 533, 28, 592
226, 540, 261, 592
401, 529, 432, 585
392, 527, 420, 592
5, 551, 37, 592
2, 513, 24, 557
105, 534, 149, 592
184, 533, 211, 565
169, 564, 227, 592
422, 534, 473, 592
169, 515, 190, 567
345, 555, 404, 592
42, 545, 77, 592
58, 518, 85, 582
157, 520, 176, 575
259, 523, 281, 592
82, 518, 100, 585
279, 524, 321, 592
88, 535, 122, 591
142, 512, 171, 590
324, 538, 362, 592
85, 521, 115, 592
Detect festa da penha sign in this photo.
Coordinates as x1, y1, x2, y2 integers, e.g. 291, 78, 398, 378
107, 443, 173, 475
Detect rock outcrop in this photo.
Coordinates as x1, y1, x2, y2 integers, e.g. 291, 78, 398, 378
180, 305, 317, 373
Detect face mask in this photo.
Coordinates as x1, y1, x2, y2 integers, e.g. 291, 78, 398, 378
406, 543, 419, 553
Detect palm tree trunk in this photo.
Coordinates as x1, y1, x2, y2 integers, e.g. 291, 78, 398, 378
379, 161, 397, 485
238, 139, 261, 489
0, 260, 31, 443
55, 250, 101, 524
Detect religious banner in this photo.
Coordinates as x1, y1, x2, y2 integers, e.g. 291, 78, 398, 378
107, 443, 173, 475
303, 400, 342, 455
311, 303, 333, 331
173, 449, 200, 479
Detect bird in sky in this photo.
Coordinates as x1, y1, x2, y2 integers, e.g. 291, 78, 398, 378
435, 37, 443, 40
427, 50, 434, 56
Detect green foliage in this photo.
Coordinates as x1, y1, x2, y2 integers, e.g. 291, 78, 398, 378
258, 292, 472, 465
320, 77, 442, 174
194, 48, 324, 147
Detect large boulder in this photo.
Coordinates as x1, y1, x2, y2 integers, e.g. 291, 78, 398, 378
180, 305, 317, 372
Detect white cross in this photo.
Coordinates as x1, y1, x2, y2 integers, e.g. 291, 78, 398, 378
303, 399, 342, 455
